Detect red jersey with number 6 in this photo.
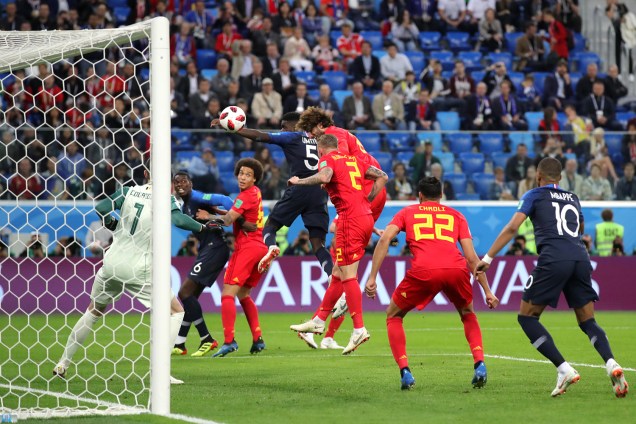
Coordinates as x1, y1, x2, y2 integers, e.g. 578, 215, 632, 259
230, 185, 265, 247
319, 150, 372, 219
390, 202, 472, 270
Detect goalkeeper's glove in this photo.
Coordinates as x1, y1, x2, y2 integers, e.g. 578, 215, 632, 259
103, 216, 118, 231
390, 237, 399, 247
202, 219, 225, 233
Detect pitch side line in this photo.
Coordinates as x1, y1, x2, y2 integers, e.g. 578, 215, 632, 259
264, 326, 635, 334
165, 413, 222, 424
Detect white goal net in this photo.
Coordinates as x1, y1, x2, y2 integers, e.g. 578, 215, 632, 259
0, 18, 172, 419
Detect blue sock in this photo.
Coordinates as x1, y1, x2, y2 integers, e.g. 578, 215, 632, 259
262, 225, 277, 248
518, 315, 566, 367
579, 318, 614, 363
315, 247, 333, 276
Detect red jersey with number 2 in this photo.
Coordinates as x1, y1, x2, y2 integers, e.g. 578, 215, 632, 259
319, 150, 372, 219
231, 185, 265, 247
390, 202, 472, 270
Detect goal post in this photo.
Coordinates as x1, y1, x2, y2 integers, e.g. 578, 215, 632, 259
0, 17, 171, 419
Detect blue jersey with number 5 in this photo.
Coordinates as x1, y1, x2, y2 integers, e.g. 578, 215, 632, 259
268, 131, 318, 178
518, 184, 589, 263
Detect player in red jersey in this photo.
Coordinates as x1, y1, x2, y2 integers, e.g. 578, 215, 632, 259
205, 158, 268, 357
365, 177, 500, 390
288, 134, 388, 354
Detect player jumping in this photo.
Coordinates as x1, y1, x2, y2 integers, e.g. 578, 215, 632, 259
288, 134, 388, 354
53, 166, 222, 384
475, 157, 629, 398
365, 177, 500, 390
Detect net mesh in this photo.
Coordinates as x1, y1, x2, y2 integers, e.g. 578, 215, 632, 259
0, 22, 157, 420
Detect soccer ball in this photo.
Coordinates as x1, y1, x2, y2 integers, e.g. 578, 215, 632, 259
219, 106, 246, 133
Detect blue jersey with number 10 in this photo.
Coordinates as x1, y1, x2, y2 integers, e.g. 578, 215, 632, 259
518, 184, 589, 264
268, 131, 318, 178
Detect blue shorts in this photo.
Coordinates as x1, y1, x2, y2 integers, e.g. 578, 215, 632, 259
522, 260, 599, 308
189, 243, 230, 288
268, 185, 329, 239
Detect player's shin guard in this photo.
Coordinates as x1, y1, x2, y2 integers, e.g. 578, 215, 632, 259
182, 296, 211, 340
170, 311, 185, 350
387, 317, 408, 369
61, 311, 101, 367
325, 315, 345, 338
262, 225, 278, 248
461, 312, 485, 363
579, 318, 615, 363
315, 247, 334, 277
315, 276, 344, 321
518, 315, 566, 367
221, 295, 237, 344
239, 296, 262, 342
342, 278, 364, 329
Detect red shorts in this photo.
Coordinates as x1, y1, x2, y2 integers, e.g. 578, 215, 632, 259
392, 267, 473, 311
224, 243, 268, 288
334, 214, 374, 266
370, 188, 386, 222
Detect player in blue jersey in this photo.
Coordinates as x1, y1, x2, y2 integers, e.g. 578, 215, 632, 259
171, 171, 256, 357
475, 158, 628, 398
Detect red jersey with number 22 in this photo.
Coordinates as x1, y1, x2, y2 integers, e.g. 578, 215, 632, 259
319, 150, 372, 219
390, 202, 472, 270
231, 185, 265, 247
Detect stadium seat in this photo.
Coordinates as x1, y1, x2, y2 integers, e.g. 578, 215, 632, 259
605, 133, 623, 155
295, 70, 318, 89
456, 193, 480, 200
573, 33, 587, 52
373, 49, 387, 59
108, 0, 128, 7
176, 150, 199, 164
172, 130, 192, 145
385, 132, 413, 152
374, 152, 393, 172
356, 132, 382, 152
556, 112, 568, 129
458, 51, 482, 72
113, 7, 130, 24
333, 90, 351, 109
478, 133, 504, 157
329, 30, 342, 47
240, 151, 255, 159
569, 72, 582, 90
616, 111, 634, 128
360, 31, 383, 50
437, 111, 460, 131
321, 71, 347, 91
612, 153, 625, 174
405, 51, 426, 74
196, 49, 217, 69
416, 132, 443, 151
459, 152, 485, 174
419, 32, 442, 52
396, 151, 414, 165
446, 32, 471, 52
525, 112, 543, 132
201, 69, 218, 80
221, 175, 239, 194
139, 68, 150, 81
215, 151, 235, 173
448, 133, 473, 154
444, 173, 467, 194
431, 51, 454, 63
471, 70, 486, 82
472, 172, 496, 200
576, 52, 601, 72
532, 72, 550, 94
491, 152, 512, 170
488, 52, 512, 69
508, 132, 534, 152
272, 150, 286, 167
505, 32, 523, 54
438, 152, 455, 173
508, 71, 524, 90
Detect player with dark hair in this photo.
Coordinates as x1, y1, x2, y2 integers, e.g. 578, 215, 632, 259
475, 157, 629, 398
365, 177, 500, 390
204, 158, 269, 357
171, 171, 256, 357
288, 134, 388, 354
212, 111, 346, 349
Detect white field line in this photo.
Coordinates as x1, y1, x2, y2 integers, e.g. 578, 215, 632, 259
265, 326, 636, 334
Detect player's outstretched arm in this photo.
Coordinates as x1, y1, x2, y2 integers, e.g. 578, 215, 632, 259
191, 190, 234, 211
364, 166, 388, 201
95, 188, 128, 230
211, 118, 272, 142
171, 210, 206, 233
460, 237, 500, 309
365, 224, 400, 299
474, 212, 527, 276
288, 167, 333, 186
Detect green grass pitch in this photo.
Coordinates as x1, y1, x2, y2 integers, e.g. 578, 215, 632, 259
2, 311, 634, 424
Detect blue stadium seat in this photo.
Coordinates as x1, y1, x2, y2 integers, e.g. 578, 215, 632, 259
321, 71, 347, 91
508, 132, 534, 151
437, 152, 455, 173
576, 52, 601, 72
491, 152, 512, 170
113, 7, 130, 24
456, 193, 480, 201
448, 133, 473, 154
446, 32, 471, 52
505, 32, 523, 54
333, 90, 351, 109
471, 70, 486, 82
396, 151, 414, 165
215, 151, 235, 173
172, 130, 192, 145
196, 50, 217, 69
478, 133, 504, 157
385, 132, 413, 152
437, 111, 460, 131
405, 51, 426, 74
139, 68, 150, 81
525, 111, 543, 131
329, 30, 342, 47
419, 32, 442, 52
176, 150, 199, 164
616, 111, 634, 129
240, 151, 255, 159
569, 72, 582, 90
360, 31, 383, 50
373, 49, 387, 59
612, 153, 625, 173
221, 175, 239, 194
272, 150, 286, 167
573, 33, 587, 52
472, 173, 496, 200
508, 71, 524, 90
444, 173, 467, 194
605, 133, 623, 155
532, 72, 550, 94
431, 51, 453, 63
458, 51, 482, 72
108, 0, 128, 7
556, 112, 568, 129
374, 152, 393, 172
356, 132, 382, 152
459, 152, 485, 174
201, 69, 218, 80
488, 52, 512, 70
416, 132, 443, 151
296, 70, 318, 89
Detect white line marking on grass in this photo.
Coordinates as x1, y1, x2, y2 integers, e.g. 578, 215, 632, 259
265, 326, 635, 334
165, 413, 222, 424
484, 354, 636, 372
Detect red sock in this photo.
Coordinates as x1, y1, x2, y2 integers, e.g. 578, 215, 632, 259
221, 295, 236, 344
315, 276, 343, 321
239, 296, 262, 342
387, 317, 408, 369
325, 315, 345, 338
342, 277, 363, 329
461, 312, 484, 363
